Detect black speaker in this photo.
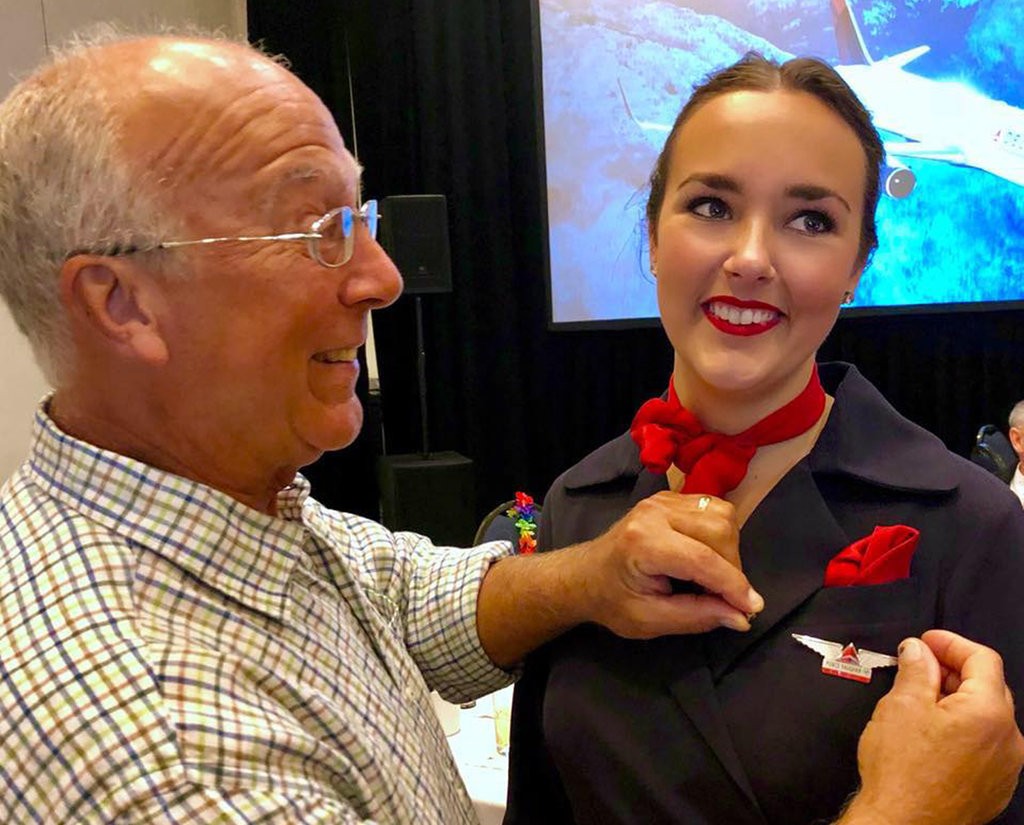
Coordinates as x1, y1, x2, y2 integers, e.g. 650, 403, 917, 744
377, 451, 476, 546
379, 195, 452, 294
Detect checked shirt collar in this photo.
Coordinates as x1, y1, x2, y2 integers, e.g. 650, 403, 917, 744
25, 403, 309, 623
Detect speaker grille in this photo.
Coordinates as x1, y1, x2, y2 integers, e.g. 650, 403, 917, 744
379, 195, 453, 294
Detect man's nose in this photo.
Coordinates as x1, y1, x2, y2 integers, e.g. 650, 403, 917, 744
342, 232, 404, 310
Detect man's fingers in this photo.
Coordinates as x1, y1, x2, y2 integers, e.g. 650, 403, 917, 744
888, 637, 942, 702
658, 493, 742, 568
648, 538, 763, 617
625, 593, 752, 638
941, 668, 963, 696
922, 629, 1007, 698
669, 593, 752, 633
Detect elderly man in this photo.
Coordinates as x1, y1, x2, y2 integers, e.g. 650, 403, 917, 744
0, 33, 1019, 824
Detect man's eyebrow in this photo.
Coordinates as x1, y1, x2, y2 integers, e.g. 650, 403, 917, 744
260, 161, 365, 212
259, 166, 322, 213
280, 166, 323, 185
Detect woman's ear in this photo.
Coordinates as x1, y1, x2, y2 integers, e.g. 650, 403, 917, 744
649, 230, 659, 277
59, 255, 169, 365
847, 264, 864, 298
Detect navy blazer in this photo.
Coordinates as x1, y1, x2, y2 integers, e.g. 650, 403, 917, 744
506, 363, 1024, 825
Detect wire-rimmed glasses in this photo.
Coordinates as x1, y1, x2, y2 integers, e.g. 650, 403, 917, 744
68, 200, 379, 268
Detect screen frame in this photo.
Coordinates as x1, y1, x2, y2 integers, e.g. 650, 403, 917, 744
533, 0, 1024, 331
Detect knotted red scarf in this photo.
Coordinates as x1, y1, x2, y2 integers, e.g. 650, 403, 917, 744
630, 366, 825, 497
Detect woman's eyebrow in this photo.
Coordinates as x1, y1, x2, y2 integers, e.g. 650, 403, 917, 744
676, 175, 852, 214
786, 184, 852, 213
677, 172, 740, 193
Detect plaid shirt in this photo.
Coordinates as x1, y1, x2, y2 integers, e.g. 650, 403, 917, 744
0, 407, 513, 823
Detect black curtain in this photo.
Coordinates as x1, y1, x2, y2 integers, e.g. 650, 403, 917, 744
249, 0, 1024, 525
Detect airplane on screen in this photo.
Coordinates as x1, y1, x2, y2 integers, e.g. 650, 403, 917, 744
618, 0, 1024, 200
831, 0, 1024, 198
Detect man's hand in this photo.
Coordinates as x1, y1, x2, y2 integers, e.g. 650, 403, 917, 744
571, 491, 762, 638
840, 630, 1024, 825
476, 492, 764, 667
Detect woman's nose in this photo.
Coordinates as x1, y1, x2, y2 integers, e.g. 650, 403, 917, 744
724, 218, 775, 283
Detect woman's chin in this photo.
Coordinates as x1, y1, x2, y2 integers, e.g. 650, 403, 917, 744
687, 357, 779, 397
682, 347, 815, 401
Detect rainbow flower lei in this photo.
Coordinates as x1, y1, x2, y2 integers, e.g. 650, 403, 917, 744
506, 491, 538, 554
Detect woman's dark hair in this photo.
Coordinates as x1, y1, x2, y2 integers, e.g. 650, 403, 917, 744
646, 52, 885, 267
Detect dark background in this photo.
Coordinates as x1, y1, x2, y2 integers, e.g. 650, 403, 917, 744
248, 0, 1024, 536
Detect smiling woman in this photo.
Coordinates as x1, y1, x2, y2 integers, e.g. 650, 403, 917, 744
652, 86, 866, 440
505, 52, 1024, 825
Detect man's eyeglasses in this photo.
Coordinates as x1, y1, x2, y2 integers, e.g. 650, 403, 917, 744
69, 200, 379, 269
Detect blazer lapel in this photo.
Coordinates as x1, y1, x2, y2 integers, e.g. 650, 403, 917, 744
620, 458, 848, 817
646, 634, 765, 819
627, 464, 669, 504
626, 455, 850, 683
627, 471, 764, 816
704, 461, 851, 681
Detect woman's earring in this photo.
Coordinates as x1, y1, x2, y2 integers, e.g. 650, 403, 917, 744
841, 290, 855, 305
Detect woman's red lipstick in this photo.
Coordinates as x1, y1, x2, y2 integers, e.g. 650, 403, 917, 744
703, 296, 782, 337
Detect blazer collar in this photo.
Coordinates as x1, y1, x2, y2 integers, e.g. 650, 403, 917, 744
809, 362, 957, 493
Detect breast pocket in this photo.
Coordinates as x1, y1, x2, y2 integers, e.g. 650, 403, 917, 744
787, 578, 929, 673
795, 577, 923, 631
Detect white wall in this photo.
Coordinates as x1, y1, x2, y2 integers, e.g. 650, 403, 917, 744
0, 0, 246, 480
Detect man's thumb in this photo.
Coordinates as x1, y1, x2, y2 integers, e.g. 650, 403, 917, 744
890, 637, 941, 700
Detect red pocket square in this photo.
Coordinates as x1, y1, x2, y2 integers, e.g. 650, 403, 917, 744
824, 524, 920, 587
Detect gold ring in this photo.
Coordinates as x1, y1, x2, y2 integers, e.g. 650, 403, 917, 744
696, 495, 711, 512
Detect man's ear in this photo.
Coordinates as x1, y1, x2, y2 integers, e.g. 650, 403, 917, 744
59, 256, 169, 365
1010, 427, 1024, 460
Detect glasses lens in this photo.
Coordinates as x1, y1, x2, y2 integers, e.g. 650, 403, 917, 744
363, 200, 379, 240
312, 201, 378, 267
314, 207, 353, 266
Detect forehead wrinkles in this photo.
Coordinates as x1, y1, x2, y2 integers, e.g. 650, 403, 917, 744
118, 75, 345, 200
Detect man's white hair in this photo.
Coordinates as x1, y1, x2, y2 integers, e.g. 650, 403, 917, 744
0, 24, 279, 384
1009, 400, 1024, 431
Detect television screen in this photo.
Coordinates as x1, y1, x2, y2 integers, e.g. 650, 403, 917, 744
539, 0, 1024, 327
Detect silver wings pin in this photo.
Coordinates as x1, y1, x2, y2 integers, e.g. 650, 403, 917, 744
792, 633, 899, 684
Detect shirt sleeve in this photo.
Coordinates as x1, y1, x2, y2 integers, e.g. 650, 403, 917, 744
394, 531, 516, 702
327, 508, 516, 703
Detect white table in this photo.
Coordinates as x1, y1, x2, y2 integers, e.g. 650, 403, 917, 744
441, 686, 513, 825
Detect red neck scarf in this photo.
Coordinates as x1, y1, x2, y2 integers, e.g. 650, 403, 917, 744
630, 366, 826, 497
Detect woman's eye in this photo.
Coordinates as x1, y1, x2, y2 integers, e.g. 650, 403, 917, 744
689, 197, 730, 220
789, 210, 835, 235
